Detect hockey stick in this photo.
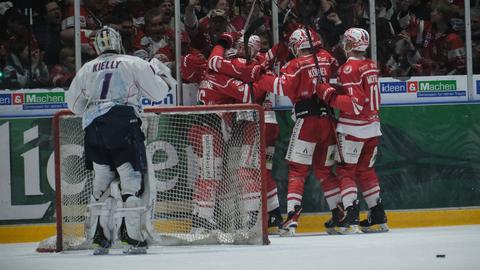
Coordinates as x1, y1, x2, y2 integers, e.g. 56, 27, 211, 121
243, 0, 258, 33
299, 1, 345, 164
270, 0, 298, 21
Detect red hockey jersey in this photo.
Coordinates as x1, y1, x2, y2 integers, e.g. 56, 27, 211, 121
198, 72, 266, 105
256, 49, 338, 104
330, 56, 381, 139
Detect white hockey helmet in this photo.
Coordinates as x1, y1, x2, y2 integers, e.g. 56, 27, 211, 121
288, 29, 311, 57
236, 34, 261, 58
342, 27, 370, 53
94, 26, 123, 55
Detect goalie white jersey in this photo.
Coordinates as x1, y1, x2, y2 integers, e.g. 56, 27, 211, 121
66, 53, 170, 128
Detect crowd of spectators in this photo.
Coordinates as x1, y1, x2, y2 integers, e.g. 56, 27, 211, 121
0, 0, 476, 90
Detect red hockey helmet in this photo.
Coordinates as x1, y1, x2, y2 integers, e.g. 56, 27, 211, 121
236, 34, 262, 58
288, 28, 311, 57
342, 27, 370, 53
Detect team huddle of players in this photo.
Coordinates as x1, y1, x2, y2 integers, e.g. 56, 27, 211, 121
183, 26, 389, 237
66, 24, 388, 255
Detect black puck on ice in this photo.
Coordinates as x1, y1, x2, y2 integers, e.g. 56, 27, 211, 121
436, 254, 446, 258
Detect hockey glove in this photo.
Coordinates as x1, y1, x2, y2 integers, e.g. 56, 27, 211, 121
241, 63, 264, 83
182, 53, 207, 70
218, 32, 242, 49
317, 83, 337, 104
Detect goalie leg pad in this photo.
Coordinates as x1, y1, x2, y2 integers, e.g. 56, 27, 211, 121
92, 162, 116, 199
115, 196, 147, 245
116, 162, 143, 196
86, 195, 114, 247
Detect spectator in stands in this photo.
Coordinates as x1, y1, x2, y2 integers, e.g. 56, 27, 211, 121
383, 32, 423, 76
0, 40, 14, 89
350, 0, 369, 29
410, 0, 432, 20
184, 0, 235, 33
471, 6, 480, 74
3, 6, 30, 45
375, 0, 396, 65
3, 38, 49, 88
188, 6, 231, 58
424, 3, 466, 75
109, 3, 137, 55
130, 0, 148, 28
231, 0, 269, 32
135, 7, 175, 64
33, 0, 62, 66
316, 1, 348, 51
156, 0, 184, 30
60, 0, 109, 58
49, 46, 75, 87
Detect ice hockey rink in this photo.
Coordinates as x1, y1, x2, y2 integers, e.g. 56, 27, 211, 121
0, 225, 479, 270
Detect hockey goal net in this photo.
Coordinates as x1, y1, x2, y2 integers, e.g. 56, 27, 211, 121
38, 104, 268, 252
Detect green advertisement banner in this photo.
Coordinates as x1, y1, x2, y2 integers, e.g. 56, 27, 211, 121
1, 104, 480, 225
273, 104, 480, 212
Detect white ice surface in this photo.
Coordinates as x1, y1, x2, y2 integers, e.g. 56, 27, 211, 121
1, 225, 479, 270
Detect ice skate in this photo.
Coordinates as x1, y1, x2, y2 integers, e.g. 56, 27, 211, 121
267, 208, 284, 234
191, 214, 218, 234
336, 200, 361, 234
92, 220, 111, 255
325, 206, 343, 235
119, 219, 148, 255
360, 198, 389, 233
280, 205, 302, 237
122, 244, 147, 255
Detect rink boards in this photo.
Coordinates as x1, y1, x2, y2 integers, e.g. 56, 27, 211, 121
1, 207, 480, 243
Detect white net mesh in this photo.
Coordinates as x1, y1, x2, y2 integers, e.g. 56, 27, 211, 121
45, 105, 267, 251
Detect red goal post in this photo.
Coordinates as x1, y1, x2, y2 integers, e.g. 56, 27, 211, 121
38, 104, 269, 252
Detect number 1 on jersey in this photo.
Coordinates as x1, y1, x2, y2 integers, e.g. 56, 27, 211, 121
100, 73, 113, 99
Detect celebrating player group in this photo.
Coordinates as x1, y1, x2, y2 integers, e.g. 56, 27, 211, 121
184, 25, 389, 236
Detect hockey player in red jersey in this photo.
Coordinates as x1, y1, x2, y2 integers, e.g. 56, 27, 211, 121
317, 27, 388, 234
255, 28, 340, 236
190, 32, 281, 232
211, 34, 285, 232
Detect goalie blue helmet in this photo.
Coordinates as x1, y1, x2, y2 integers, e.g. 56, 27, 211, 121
94, 26, 123, 55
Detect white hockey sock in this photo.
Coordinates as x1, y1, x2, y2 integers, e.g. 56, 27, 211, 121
363, 186, 381, 208
341, 187, 358, 208
287, 194, 302, 213
267, 188, 279, 212
324, 188, 341, 210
